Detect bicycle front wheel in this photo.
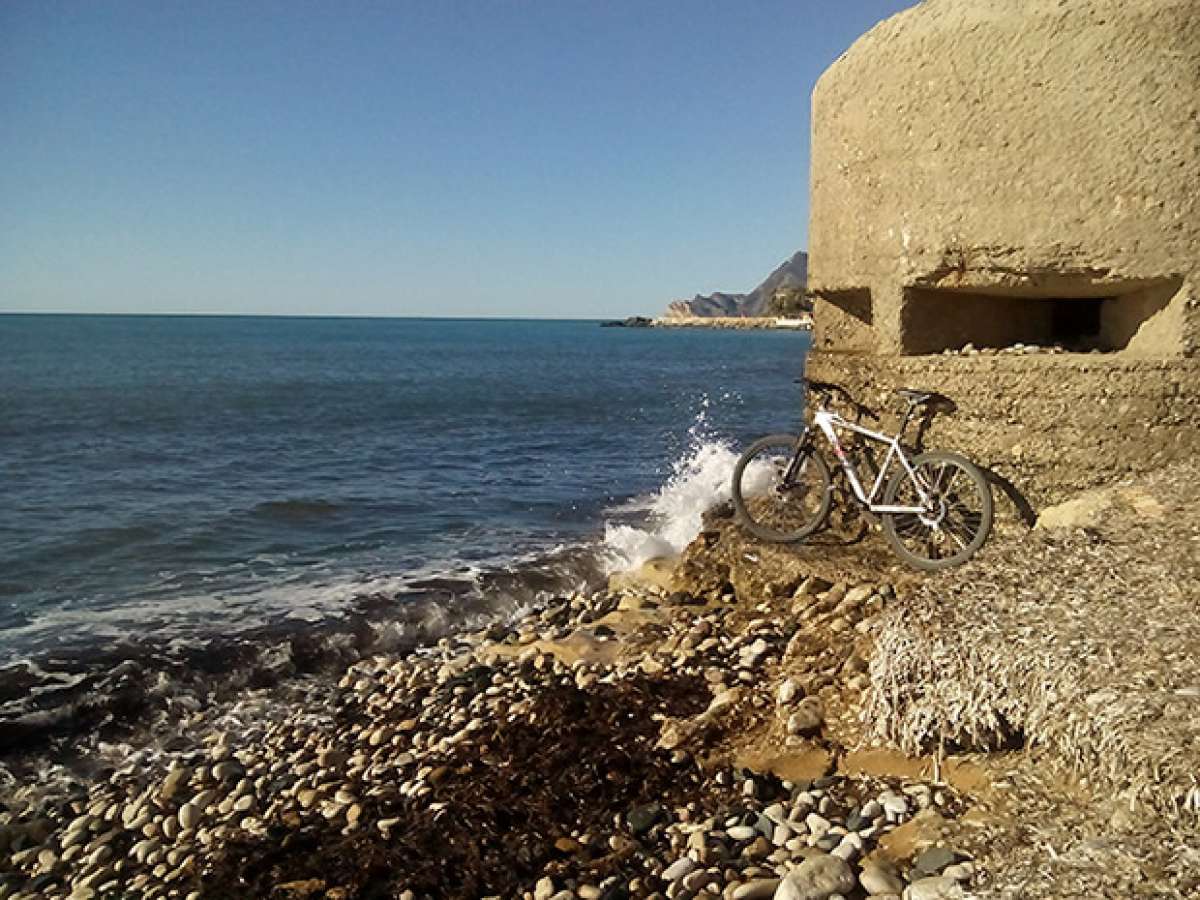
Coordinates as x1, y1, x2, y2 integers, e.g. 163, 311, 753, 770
732, 434, 832, 543
880, 451, 993, 570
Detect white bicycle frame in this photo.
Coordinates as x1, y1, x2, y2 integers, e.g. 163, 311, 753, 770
810, 408, 931, 514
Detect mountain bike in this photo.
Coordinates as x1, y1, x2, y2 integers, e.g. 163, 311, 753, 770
731, 379, 993, 570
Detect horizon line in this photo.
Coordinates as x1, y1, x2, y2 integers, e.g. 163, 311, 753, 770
0, 311, 624, 322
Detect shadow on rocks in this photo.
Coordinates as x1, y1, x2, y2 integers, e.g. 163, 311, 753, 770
198, 676, 712, 899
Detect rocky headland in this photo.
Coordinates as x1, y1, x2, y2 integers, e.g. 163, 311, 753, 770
664, 253, 808, 321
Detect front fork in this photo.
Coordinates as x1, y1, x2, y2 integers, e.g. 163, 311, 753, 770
781, 427, 815, 486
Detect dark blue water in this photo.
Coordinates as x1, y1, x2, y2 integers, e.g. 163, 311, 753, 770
0, 315, 808, 670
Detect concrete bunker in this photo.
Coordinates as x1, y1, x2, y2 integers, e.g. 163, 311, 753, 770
804, 0, 1200, 512
805, 0, 1199, 361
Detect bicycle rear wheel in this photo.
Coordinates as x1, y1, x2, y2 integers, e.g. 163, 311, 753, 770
732, 434, 832, 543
880, 451, 993, 570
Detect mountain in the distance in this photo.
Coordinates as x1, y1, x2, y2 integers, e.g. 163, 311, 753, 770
665, 250, 808, 318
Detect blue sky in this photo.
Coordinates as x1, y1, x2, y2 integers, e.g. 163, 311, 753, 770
1, 1, 912, 318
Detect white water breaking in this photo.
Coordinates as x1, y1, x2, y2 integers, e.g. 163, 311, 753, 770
601, 433, 743, 574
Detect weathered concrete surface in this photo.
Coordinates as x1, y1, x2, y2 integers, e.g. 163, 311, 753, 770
807, 0, 1200, 357
805, 352, 1200, 513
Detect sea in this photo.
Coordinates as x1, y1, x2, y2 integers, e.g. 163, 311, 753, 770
0, 315, 808, 745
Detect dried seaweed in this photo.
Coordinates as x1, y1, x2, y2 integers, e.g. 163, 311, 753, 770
199, 676, 711, 899
863, 464, 1200, 819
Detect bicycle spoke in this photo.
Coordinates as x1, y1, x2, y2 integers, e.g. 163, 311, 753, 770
736, 439, 830, 541
885, 456, 990, 566
940, 521, 970, 551
929, 463, 946, 494
945, 506, 982, 538
882, 452, 992, 569
924, 532, 941, 559
942, 466, 962, 497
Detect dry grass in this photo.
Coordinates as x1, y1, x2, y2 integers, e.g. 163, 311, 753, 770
863, 462, 1200, 819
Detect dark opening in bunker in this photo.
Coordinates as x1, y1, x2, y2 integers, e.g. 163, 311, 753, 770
901, 279, 1181, 355
1049, 299, 1103, 349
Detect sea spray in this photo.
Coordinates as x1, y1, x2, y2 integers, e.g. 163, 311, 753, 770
601, 431, 743, 572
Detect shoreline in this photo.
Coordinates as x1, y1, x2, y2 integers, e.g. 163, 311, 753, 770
653, 316, 812, 331
0, 546, 975, 900
0, 545, 608, 763
2, 462, 1197, 898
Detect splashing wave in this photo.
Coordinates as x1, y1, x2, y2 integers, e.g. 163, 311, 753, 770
601, 413, 742, 573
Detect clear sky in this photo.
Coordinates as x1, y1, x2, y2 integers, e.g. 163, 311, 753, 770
1, 1, 913, 318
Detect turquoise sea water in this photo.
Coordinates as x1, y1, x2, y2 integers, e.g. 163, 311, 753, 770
0, 315, 809, 681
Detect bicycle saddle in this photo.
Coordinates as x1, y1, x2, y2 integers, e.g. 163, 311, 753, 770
896, 388, 936, 405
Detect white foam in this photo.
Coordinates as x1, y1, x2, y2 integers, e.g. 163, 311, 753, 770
601, 414, 744, 573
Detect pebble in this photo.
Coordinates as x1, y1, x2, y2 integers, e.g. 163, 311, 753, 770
0, 582, 975, 900
942, 862, 974, 883
777, 679, 802, 705
805, 813, 831, 840
318, 748, 348, 769
903, 876, 965, 900
912, 847, 960, 877
786, 698, 824, 736
880, 793, 908, 820
830, 836, 858, 861
683, 869, 716, 892
628, 802, 664, 835
662, 857, 697, 882
775, 853, 855, 899
159, 772, 189, 806
640, 656, 665, 676
860, 861, 905, 895
731, 878, 780, 899
178, 803, 201, 831
212, 761, 243, 782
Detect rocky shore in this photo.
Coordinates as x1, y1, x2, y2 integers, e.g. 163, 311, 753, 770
4, 462, 1198, 899
0, 553, 976, 899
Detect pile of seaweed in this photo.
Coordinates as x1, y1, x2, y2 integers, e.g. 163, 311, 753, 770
200, 676, 716, 899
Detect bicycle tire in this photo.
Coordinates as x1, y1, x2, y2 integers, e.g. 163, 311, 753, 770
880, 450, 993, 570
732, 434, 833, 543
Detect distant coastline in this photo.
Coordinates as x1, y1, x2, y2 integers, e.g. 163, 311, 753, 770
600, 314, 811, 330
653, 314, 811, 330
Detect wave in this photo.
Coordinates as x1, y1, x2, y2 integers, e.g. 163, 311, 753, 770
600, 416, 741, 573
0, 543, 602, 759
0, 409, 739, 760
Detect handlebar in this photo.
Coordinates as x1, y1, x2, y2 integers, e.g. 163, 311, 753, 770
794, 377, 880, 422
